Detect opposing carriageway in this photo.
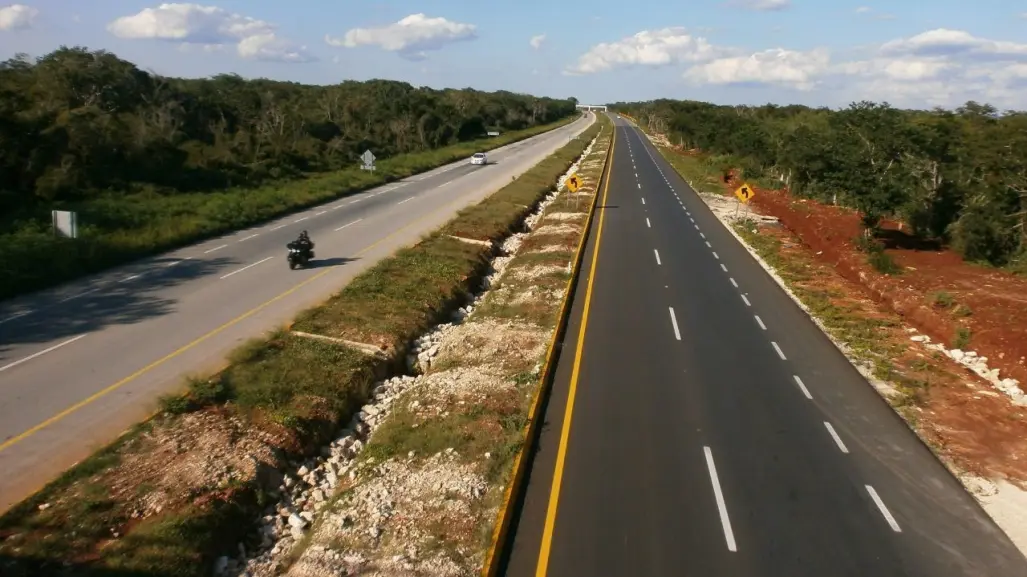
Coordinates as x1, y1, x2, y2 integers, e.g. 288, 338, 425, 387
499, 116, 1027, 576
0, 113, 594, 513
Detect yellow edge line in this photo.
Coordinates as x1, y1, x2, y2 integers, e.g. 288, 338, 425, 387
533, 124, 615, 577
479, 123, 616, 577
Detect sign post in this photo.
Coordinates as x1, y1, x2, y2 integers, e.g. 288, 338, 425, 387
360, 149, 376, 172
566, 172, 582, 211
733, 182, 756, 219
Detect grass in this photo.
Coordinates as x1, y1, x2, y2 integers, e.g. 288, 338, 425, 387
0, 116, 579, 301
0, 116, 605, 577
929, 291, 956, 308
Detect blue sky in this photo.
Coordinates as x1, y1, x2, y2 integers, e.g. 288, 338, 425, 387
1, 1, 1025, 110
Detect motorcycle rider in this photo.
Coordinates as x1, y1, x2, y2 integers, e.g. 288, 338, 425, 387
289, 230, 315, 260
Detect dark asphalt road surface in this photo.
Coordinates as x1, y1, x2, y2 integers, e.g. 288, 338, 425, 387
501, 116, 1027, 577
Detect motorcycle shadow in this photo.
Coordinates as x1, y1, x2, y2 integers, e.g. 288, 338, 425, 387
304, 256, 359, 269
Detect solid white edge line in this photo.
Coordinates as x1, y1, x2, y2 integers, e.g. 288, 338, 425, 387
741, 294, 751, 306
397, 197, 414, 205
204, 244, 228, 254
730, 277, 739, 288
335, 219, 363, 232
771, 341, 787, 360
0, 334, 88, 373
704, 446, 738, 552
755, 315, 767, 330
824, 422, 849, 453
793, 375, 813, 399
668, 307, 681, 340
866, 485, 902, 532
646, 217, 651, 228
220, 256, 273, 280
654, 249, 662, 265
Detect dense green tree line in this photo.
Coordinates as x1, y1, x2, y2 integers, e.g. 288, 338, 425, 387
0, 46, 577, 218
0, 46, 579, 299
612, 99, 1027, 268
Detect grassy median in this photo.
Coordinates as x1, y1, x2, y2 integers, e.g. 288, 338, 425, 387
0, 116, 578, 301
0, 118, 601, 577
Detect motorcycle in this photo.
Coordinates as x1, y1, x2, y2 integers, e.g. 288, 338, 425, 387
286, 242, 314, 269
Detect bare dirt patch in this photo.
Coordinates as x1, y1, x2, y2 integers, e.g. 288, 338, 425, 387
747, 185, 1027, 388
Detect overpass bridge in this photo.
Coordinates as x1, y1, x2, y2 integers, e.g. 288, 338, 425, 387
576, 104, 608, 111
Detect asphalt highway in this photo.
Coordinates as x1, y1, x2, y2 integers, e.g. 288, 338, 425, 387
501, 115, 1027, 576
0, 113, 594, 513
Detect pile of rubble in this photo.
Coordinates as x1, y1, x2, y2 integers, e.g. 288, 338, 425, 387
909, 331, 1025, 404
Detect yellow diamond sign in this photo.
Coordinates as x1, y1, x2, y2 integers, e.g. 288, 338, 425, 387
734, 183, 756, 204
566, 173, 581, 193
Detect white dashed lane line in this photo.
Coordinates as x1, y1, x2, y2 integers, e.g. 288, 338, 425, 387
866, 485, 902, 532
754, 315, 767, 330
824, 422, 849, 453
294, 216, 309, 223
0, 334, 88, 373
646, 218, 651, 228
669, 307, 682, 341
239, 234, 259, 242
220, 256, 273, 280
771, 341, 787, 360
729, 278, 738, 288
654, 249, 662, 265
793, 375, 813, 399
204, 244, 228, 254
720, 263, 728, 272
741, 294, 751, 307
334, 218, 363, 232
704, 446, 738, 552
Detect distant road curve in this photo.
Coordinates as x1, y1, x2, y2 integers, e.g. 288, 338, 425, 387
0, 113, 595, 513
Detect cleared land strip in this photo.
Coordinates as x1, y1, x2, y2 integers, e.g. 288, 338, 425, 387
0, 118, 607, 577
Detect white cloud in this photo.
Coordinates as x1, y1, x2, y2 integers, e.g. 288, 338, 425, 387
834, 29, 1027, 107
728, 0, 791, 11
685, 48, 830, 90
530, 33, 545, 49
855, 6, 871, 13
327, 13, 477, 60
572, 26, 1027, 107
238, 33, 315, 63
566, 27, 727, 74
0, 4, 38, 31
880, 28, 1027, 61
107, 3, 314, 62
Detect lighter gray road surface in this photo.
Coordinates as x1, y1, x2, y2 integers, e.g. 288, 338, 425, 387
0, 114, 594, 512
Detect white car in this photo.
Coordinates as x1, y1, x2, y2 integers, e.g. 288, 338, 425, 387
471, 152, 487, 165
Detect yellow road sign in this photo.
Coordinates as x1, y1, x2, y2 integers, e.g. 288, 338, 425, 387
566, 173, 581, 193
734, 183, 756, 204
